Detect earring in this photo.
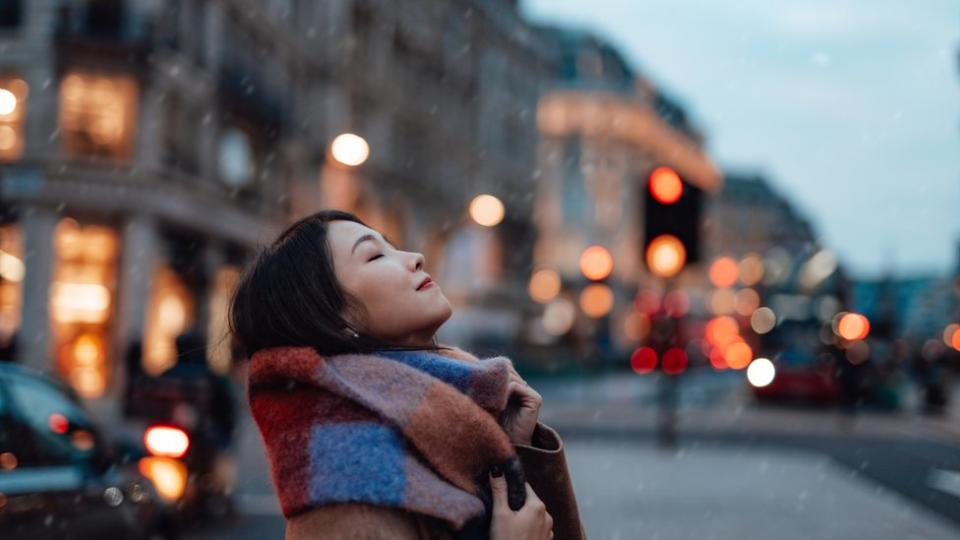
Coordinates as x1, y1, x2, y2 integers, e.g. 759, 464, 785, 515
351, 331, 360, 339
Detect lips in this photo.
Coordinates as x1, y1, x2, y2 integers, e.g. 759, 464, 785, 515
416, 277, 434, 291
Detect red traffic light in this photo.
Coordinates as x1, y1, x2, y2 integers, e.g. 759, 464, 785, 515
649, 167, 683, 205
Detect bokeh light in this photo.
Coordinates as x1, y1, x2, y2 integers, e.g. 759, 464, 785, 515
709, 257, 739, 288
648, 166, 683, 204
630, 347, 658, 375
662, 347, 688, 375
724, 341, 752, 370
746, 358, 776, 388
645, 235, 686, 278
469, 194, 506, 227
330, 133, 370, 166
750, 307, 777, 334
579, 283, 614, 318
579, 245, 613, 281
942, 323, 959, 349
738, 254, 765, 286
48, 413, 69, 434
542, 298, 576, 336
706, 316, 739, 347
0, 88, 17, 116
528, 269, 561, 304
837, 313, 870, 341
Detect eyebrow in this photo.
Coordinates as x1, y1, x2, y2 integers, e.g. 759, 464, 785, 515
351, 233, 394, 254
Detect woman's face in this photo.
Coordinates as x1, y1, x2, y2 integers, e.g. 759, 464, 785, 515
327, 220, 452, 346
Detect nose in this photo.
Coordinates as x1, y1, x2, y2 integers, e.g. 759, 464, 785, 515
409, 251, 425, 272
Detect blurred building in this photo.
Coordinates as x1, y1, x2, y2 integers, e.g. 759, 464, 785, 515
526, 26, 721, 367
0, 0, 556, 400
705, 173, 817, 259
0, 0, 295, 402
856, 276, 954, 342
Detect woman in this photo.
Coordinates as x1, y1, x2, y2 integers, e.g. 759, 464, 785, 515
229, 209, 585, 539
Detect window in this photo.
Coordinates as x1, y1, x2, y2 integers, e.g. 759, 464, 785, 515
143, 265, 194, 375
51, 218, 119, 398
59, 71, 139, 160
216, 126, 256, 188
0, 75, 27, 161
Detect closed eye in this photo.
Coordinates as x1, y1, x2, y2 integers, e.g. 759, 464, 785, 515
367, 254, 383, 262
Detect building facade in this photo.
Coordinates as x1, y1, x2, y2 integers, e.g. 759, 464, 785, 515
0, 0, 555, 401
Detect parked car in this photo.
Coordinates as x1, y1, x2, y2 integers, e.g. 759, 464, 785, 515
0, 362, 175, 540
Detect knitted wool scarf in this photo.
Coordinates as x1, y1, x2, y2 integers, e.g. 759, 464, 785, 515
248, 345, 519, 531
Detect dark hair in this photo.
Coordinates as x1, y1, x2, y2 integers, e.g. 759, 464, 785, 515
228, 209, 448, 357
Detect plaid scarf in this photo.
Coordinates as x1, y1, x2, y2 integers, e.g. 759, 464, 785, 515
248, 346, 519, 531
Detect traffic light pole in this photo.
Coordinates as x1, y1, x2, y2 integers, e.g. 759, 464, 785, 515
655, 276, 680, 449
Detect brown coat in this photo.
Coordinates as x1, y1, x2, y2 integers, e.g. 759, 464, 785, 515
285, 422, 586, 540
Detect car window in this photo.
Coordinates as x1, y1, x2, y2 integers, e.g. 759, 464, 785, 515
2, 372, 99, 466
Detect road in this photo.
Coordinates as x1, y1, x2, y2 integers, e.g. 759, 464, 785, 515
184, 371, 960, 539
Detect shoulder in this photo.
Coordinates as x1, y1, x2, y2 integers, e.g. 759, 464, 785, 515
285, 503, 450, 540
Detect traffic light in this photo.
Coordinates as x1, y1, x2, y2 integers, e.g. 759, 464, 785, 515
642, 166, 702, 277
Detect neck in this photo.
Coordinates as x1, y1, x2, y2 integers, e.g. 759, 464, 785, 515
389, 327, 437, 349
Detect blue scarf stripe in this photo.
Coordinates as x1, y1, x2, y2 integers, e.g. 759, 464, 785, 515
307, 422, 407, 506
376, 350, 476, 394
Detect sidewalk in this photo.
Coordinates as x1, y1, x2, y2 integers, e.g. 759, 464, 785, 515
534, 373, 960, 446
564, 439, 960, 540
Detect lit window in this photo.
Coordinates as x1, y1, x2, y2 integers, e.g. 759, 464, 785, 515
0, 76, 27, 161
0, 223, 23, 354
59, 72, 138, 160
51, 218, 119, 398
144, 266, 194, 375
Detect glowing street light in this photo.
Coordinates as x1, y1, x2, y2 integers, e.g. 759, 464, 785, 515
468, 194, 505, 227
330, 133, 370, 167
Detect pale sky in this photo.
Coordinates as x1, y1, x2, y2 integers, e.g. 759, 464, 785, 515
524, 0, 960, 278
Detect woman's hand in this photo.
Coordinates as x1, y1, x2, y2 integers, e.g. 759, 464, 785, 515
489, 469, 553, 540
499, 363, 543, 446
